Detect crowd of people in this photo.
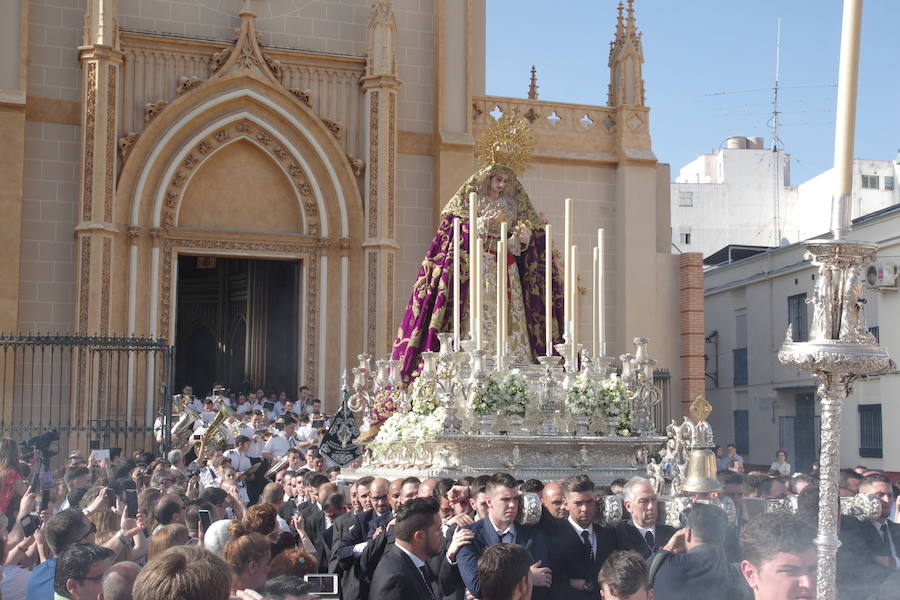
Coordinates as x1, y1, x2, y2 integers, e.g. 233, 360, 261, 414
0, 386, 898, 600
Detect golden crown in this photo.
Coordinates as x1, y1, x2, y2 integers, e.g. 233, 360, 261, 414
475, 115, 534, 176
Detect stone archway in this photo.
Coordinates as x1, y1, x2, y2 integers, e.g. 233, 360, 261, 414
105, 13, 365, 398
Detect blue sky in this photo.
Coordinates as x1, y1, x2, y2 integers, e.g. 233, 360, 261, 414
485, 0, 899, 185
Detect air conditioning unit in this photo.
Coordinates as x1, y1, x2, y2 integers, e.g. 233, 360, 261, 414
865, 262, 898, 289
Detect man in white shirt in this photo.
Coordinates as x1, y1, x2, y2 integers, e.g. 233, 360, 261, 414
293, 414, 320, 450
224, 436, 253, 475
262, 417, 298, 460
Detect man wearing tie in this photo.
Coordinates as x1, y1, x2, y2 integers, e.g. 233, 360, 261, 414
613, 477, 675, 559
547, 475, 617, 598
455, 472, 552, 599
369, 497, 444, 600
838, 473, 900, 598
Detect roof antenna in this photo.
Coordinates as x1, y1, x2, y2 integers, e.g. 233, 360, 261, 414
770, 17, 782, 152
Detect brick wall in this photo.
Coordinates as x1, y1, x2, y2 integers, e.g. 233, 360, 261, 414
27, 0, 83, 101
393, 153, 434, 328
18, 121, 80, 333
679, 252, 704, 415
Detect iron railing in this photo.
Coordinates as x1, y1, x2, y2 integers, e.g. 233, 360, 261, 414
0, 333, 173, 461
651, 368, 672, 433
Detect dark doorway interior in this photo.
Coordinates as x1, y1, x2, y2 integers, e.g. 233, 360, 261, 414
175, 255, 299, 397
794, 392, 816, 473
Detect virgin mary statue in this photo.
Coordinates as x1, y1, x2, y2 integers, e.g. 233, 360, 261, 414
391, 117, 564, 381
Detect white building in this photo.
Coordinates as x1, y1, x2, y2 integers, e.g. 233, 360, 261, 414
671, 138, 900, 258
703, 204, 900, 472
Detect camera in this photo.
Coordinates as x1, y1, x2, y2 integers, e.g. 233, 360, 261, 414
21, 429, 59, 451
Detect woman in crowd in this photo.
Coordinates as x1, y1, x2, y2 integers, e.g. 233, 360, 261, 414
770, 448, 792, 476
0, 438, 25, 527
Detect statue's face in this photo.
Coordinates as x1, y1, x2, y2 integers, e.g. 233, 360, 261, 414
489, 174, 509, 196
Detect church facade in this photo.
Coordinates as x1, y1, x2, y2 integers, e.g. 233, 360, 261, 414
0, 0, 701, 419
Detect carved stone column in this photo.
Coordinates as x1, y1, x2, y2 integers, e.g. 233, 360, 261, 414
361, 0, 401, 357
75, 0, 123, 335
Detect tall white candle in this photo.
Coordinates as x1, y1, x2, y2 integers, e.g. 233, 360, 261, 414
475, 237, 483, 350
564, 199, 572, 329
544, 224, 552, 354
570, 245, 578, 363
453, 217, 461, 350
498, 222, 509, 360
592, 246, 598, 358
496, 230, 503, 359
468, 192, 478, 340
597, 228, 605, 357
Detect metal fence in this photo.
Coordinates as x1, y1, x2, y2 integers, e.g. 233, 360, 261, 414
0, 334, 173, 461
651, 368, 672, 433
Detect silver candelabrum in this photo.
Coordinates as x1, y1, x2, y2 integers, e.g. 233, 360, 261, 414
778, 239, 892, 598
536, 354, 563, 436
420, 333, 465, 435
620, 338, 662, 436
348, 353, 373, 413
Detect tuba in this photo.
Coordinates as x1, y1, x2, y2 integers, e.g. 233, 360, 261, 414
203, 404, 236, 451
172, 405, 200, 447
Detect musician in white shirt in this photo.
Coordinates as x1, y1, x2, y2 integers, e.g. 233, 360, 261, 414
262, 417, 298, 460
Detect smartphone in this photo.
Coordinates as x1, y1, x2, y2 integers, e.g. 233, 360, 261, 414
304, 574, 338, 595
193, 434, 201, 440
21, 513, 40, 537
125, 488, 138, 519
105, 487, 117, 507
198, 509, 212, 531
40, 489, 50, 512
39, 471, 54, 489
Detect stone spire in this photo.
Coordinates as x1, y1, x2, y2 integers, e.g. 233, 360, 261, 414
527, 65, 538, 100
607, 0, 645, 107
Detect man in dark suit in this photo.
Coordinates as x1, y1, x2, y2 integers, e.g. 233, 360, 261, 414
369, 496, 444, 600
837, 473, 900, 599
613, 476, 675, 559
548, 475, 617, 598
336, 476, 391, 600
456, 472, 552, 599
649, 503, 747, 600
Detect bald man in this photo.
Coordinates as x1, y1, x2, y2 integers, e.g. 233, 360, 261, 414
99, 561, 141, 600
419, 477, 439, 500
542, 481, 568, 519
389, 478, 404, 511
336, 477, 393, 600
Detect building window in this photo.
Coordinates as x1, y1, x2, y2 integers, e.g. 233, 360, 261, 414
679, 232, 692, 245
678, 192, 694, 207
886, 176, 895, 191
733, 348, 748, 386
787, 293, 808, 342
862, 174, 879, 189
858, 404, 883, 458
869, 326, 880, 344
734, 410, 750, 456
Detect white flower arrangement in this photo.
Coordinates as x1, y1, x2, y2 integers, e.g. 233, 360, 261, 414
497, 369, 529, 416
470, 374, 501, 416
369, 407, 447, 458
410, 376, 440, 415
565, 372, 603, 416
599, 373, 634, 436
